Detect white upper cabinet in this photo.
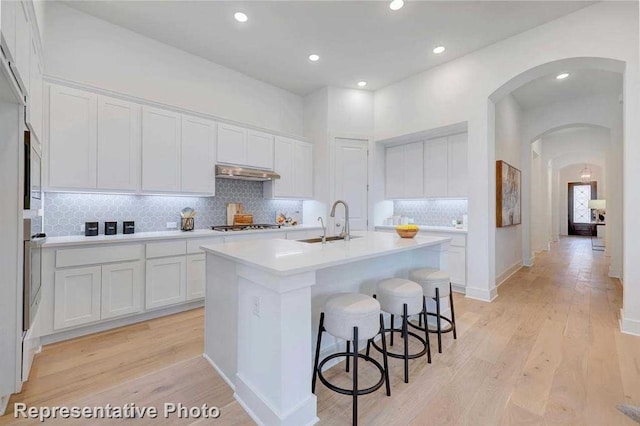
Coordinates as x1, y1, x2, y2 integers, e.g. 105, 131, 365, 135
97, 96, 140, 191
48, 85, 98, 189
271, 137, 295, 197
385, 142, 423, 199
217, 123, 247, 165
385, 132, 468, 199
423, 137, 448, 198
266, 136, 313, 199
294, 141, 313, 198
403, 141, 424, 198
27, 37, 43, 147
141, 106, 181, 192
385, 145, 404, 199
218, 124, 275, 170
247, 130, 274, 170
1, 0, 17, 63
181, 114, 216, 194
13, 0, 30, 95
447, 132, 468, 197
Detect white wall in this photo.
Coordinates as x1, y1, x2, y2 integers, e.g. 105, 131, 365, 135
494, 94, 523, 283
327, 87, 374, 136
374, 2, 639, 311
43, 2, 304, 136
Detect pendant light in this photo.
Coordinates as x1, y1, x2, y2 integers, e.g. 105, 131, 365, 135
580, 164, 592, 183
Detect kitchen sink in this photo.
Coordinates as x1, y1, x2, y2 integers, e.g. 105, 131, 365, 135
298, 235, 361, 243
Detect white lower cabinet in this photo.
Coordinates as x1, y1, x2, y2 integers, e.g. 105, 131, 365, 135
101, 261, 144, 320
145, 256, 187, 309
447, 245, 466, 288
186, 254, 206, 301
54, 266, 102, 330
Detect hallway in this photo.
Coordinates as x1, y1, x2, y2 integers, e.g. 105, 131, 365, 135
2, 238, 639, 425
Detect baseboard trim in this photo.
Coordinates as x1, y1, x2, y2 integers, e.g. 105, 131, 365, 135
608, 267, 622, 279
496, 262, 523, 287
620, 309, 640, 336
202, 353, 235, 391
0, 395, 9, 417
465, 286, 498, 302
41, 300, 204, 345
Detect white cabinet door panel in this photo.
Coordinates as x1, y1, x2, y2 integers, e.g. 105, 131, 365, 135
272, 137, 295, 197
145, 256, 186, 309
294, 141, 313, 198
1, 0, 17, 62
186, 254, 206, 300
141, 107, 181, 192
13, 1, 30, 95
447, 246, 466, 287
385, 145, 404, 199
27, 38, 43, 147
404, 141, 424, 198
181, 115, 216, 194
424, 137, 448, 198
48, 85, 98, 189
217, 123, 247, 165
247, 130, 274, 170
54, 266, 101, 329
97, 96, 140, 191
447, 133, 468, 197
101, 261, 144, 320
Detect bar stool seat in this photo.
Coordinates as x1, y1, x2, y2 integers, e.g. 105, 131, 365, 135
324, 293, 381, 341
369, 278, 431, 383
313, 293, 391, 426
408, 268, 457, 354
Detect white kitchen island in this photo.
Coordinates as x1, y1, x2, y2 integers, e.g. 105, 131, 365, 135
201, 231, 450, 426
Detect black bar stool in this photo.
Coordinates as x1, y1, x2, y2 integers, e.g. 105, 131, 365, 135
367, 278, 431, 384
312, 293, 391, 426
408, 268, 457, 353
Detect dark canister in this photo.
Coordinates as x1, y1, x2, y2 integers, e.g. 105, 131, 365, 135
105, 221, 117, 235
85, 222, 99, 237
123, 221, 135, 234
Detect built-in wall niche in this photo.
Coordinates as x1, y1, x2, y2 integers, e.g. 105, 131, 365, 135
44, 179, 303, 236
392, 199, 468, 227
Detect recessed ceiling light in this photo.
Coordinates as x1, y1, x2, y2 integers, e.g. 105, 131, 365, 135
234, 12, 248, 23
308, 54, 320, 62
556, 73, 570, 80
433, 46, 446, 54
357, 81, 367, 87
389, 0, 404, 11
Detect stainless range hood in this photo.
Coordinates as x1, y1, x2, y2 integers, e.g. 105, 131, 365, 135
215, 165, 281, 181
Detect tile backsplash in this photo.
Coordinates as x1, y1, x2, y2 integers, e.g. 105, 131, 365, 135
393, 199, 468, 226
44, 179, 303, 236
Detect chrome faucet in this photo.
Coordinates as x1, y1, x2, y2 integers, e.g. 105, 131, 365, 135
317, 216, 327, 244
330, 200, 350, 241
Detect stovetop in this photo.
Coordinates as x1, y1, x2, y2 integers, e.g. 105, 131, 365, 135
210, 224, 282, 232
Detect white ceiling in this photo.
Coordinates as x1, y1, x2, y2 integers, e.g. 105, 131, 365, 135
511, 69, 623, 110
63, 1, 593, 96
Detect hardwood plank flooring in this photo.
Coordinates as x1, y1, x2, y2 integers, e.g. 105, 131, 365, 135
2, 237, 638, 425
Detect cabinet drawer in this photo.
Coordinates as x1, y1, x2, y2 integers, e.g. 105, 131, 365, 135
187, 238, 224, 254
56, 244, 144, 268
146, 241, 187, 258
449, 235, 466, 247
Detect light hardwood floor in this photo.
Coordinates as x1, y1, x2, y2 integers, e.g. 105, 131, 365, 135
2, 237, 639, 425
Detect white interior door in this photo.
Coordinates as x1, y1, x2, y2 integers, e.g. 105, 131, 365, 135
334, 138, 369, 232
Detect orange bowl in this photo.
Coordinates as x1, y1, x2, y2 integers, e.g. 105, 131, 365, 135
396, 228, 418, 238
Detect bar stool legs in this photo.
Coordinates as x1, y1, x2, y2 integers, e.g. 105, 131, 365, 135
450, 282, 457, 339
312, 312, 391, 426
436, 287, 442, 353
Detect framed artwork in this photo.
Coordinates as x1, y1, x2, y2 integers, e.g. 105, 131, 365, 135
496, 160, 521, 227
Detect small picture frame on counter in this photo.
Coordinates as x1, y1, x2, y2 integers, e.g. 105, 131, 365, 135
105, 221, 117, 235
123, 221, 135, 234
85, 222, 99, 237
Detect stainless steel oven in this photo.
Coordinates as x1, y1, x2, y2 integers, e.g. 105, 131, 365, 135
23, 219, 44, 332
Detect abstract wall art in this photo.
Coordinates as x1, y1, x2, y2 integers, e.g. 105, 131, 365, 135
496, 160, 521, 227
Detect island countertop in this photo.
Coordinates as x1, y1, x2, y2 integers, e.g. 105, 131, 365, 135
201, 231, 450, 276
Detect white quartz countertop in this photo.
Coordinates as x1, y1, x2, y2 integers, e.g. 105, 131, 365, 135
41, 225, 322, 248
201, 231, 451, 276
375, 225, 467, 234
